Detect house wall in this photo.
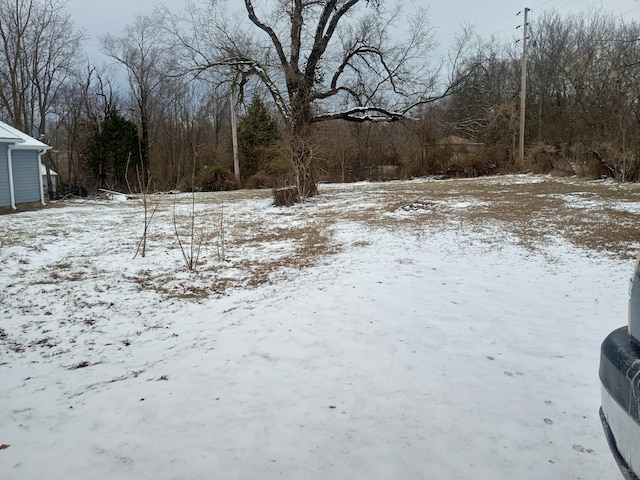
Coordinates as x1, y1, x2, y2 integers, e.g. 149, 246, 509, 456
12, 149, 41, 204
0, 144, 10, 207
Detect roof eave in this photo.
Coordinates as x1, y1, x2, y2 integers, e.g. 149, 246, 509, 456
12, 144, 51, 151
0, 137, 25, 144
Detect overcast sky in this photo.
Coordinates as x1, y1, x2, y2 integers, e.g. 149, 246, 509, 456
67, 0, 640, 63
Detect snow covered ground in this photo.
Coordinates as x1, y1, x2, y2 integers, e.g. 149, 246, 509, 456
1, 175, 638, 479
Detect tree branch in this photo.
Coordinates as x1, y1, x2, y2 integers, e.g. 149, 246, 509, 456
305, 0, 360, 78
290, 0, 303, 68
189, 56, 290, 120
244, 0, 289, 70
312, 106, 410, 123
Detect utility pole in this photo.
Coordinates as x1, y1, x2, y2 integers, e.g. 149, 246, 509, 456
519, 7, 530, 163
230, 77, 240, 185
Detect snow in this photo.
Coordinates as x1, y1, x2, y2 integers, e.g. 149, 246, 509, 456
0, 175, 633, 479
0, 121, 50, 150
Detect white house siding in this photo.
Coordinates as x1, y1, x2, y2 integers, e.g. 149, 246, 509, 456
0, 144, 10, 207
11, 149, 41, 204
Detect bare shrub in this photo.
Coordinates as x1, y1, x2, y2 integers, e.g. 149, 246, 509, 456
619, 150, 640, 182
129, 156, 159, 259
423, 145, 454, 176
245, 171, 277, 189
525, 142, 568, 175
569, 143, 616, 179
444, 155, 499, 178
484, 103, 518, 164
199, 167, 237, 191
217, 204, 226, 262
173, 195, 202, 271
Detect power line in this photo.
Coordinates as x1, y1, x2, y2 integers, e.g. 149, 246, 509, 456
530, 0, 556, 10
435, 0, 640, 49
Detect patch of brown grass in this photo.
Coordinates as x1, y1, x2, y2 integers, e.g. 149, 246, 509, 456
335, 177, 640, 259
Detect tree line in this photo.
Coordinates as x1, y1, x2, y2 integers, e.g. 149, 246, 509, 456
1, 0, 639, 200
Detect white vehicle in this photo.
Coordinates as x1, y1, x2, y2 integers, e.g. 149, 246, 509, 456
600, 254, 640, 480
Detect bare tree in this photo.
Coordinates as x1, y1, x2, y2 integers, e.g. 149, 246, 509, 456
440, 9, 640, 178
102, 14, 165, 188
47, 64, 124, 193
164, 0, 443, 198
0, 0, 83, 136
444, 32, 519, 140
153, 77, 226, 190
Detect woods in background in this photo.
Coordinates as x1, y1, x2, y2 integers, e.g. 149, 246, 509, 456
1, 1, 640, 197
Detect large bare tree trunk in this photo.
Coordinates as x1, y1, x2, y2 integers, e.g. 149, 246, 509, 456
289, 83, 318, 197
291, 136, 318, 198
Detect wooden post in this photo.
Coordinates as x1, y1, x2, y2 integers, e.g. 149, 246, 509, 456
230, 78, 240, 185
519, 7, 530, 163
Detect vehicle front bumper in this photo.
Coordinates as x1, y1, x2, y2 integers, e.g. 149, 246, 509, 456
600, 326, 640, 479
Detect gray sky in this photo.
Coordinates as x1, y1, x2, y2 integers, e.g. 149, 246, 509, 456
68, 0, 640, 63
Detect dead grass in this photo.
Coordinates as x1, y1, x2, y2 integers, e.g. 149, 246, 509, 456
439, 178, 640, 258
3, 176, 638, 307
69, 360, 90, 370
312, 177, 640, 260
